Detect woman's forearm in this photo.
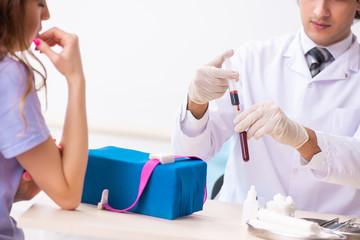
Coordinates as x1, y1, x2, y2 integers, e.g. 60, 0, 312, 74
60, 73, 88, 206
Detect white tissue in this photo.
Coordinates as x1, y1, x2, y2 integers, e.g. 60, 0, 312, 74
247, 194, 341, 239
248, 219, 316, 237
257, 209, 322, 235
265, 193, 296, 216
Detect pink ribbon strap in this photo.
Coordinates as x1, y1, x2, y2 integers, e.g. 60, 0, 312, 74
102, 156, 207, 213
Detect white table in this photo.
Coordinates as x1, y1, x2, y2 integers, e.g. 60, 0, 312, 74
18, 194, 359, 240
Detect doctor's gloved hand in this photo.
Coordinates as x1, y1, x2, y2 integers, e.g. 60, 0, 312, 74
188, 49, 239, 105
234, 102, 309, 149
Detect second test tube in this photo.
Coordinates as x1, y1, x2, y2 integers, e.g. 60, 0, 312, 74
224, 57, 250, 162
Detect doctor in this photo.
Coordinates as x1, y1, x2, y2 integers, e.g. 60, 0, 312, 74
172, 0, 360, 217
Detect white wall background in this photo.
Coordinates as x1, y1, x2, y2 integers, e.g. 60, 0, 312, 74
34, 0, 360, 141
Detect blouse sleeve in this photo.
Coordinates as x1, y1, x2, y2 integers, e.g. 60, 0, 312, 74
0, 58, 50, 159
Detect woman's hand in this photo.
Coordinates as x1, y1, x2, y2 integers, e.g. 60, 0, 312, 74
14, 172, 40, 202
35, 27, 84, 79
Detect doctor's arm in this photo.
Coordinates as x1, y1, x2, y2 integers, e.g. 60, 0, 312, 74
172, 50, 239, 160
187, 97, 208, 120
234, 101, 360, 189
300, 130, 360, 189
296, 128, 321, 161
187, 49, 239, 119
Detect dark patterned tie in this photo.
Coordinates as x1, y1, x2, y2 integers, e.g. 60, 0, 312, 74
307, 47, 333, 77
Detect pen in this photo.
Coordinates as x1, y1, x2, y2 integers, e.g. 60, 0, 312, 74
223, 57, 250, 162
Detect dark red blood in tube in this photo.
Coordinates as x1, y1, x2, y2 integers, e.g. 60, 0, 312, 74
239, 131, 249, 162
229, 90, 249, 161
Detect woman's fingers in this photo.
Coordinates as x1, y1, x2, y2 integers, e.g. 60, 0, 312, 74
34, 27, 82, 78
38, 27, 67, 46
22, 171, 31, 181
34, 38, 60, 64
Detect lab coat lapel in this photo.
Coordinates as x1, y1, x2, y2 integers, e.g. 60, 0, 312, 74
284, 34, 312, 79
284, 33, 360, 81
313, 58, 348, 81
314, 39, 360, 81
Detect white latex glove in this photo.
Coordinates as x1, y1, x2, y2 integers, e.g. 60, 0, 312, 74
188, 49, 239, 105
234, 101, 309, 149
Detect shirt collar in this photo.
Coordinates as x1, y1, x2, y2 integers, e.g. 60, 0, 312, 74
300, 28, 353, 60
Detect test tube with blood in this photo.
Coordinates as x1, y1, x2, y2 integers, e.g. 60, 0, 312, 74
223, 57, 250, 162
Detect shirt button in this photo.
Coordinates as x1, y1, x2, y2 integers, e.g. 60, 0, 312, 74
308, 83, 313, 88
293, 168, 299, 174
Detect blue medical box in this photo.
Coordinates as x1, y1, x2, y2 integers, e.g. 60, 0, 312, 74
81, 146, 207, 220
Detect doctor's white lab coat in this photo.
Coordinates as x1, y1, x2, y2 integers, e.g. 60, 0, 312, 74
172, 30, 360, 217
